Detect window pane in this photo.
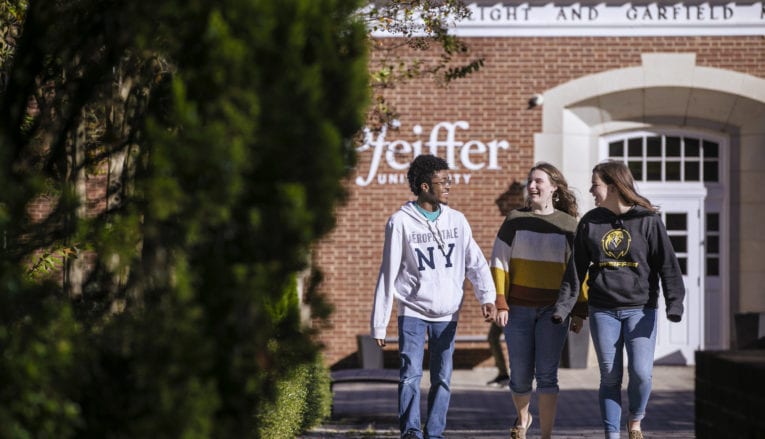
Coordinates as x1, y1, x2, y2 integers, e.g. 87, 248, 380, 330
646, 136, 662, 157
666, 161, 681, 181
646, 161, 662, 181
707, 257, 719, 276
670, 235, 687, 252
707, 213, 719, 231
707, 235, 719, 253
678, 257, 687, 275
609, 141, 624, 157
666, 213, 687, 230
629, 161, 643, 180
685, 138, 700, 157
704, 140, 719, 158
666, 137, 681, 156
628, 138, 643, 157
685, 162, 700, 181
704, 161, 719, 182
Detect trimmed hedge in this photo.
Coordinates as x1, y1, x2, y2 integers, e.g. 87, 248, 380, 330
255, 354, 332, 438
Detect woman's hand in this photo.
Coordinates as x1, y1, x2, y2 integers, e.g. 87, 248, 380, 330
495, 310, 509, 327
570, 316, 584, 333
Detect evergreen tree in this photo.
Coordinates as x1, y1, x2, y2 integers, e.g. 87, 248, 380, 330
0, 0, 367, 437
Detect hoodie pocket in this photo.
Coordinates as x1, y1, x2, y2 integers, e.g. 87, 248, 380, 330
400, 273, 462, 317
422, 275, 463, 316
598, 267, 642, 301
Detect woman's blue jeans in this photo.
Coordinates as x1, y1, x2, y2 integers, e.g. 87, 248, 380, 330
589, 306, 657, 439
503, 305, 569, 395
397, 316, 457, 439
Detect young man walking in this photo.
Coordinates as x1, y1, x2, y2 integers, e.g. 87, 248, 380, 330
371, 154, 496, 439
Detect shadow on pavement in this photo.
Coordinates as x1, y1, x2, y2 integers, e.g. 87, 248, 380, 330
307, 385, 693, 438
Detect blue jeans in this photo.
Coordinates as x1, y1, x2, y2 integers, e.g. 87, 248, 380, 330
504, 305, 569, 395
398, 316, 457, 439
589, 306, 657, 439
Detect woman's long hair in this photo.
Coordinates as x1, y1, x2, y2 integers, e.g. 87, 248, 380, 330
529, 162, 579, 217
593, 160, 657, 212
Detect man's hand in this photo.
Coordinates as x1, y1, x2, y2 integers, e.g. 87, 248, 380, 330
375, 338, 386, 347
481, 303, 496, 322
570, 316, 584, 334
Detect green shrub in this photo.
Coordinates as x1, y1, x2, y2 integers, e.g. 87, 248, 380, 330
255, 354, 331, 438
302, 356, 332, 431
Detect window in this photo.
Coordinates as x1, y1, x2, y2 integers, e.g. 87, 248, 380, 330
607, 135, 720, 183
664, 212, 688, 276
706, 212, 720, 276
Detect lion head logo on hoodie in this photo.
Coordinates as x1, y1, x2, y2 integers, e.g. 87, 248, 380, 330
601, 229, 631, 259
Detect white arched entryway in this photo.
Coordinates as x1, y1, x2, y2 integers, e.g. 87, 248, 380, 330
534, 53, 765, 364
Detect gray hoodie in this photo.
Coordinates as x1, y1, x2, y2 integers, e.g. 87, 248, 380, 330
371, 201, 496, 340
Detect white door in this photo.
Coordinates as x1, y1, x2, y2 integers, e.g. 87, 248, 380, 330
646, 195, 705, 365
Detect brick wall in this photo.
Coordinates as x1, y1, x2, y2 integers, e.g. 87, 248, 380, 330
314, 36, 765, 369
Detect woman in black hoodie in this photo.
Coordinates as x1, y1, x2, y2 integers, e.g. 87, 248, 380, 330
552, 160, 685, 439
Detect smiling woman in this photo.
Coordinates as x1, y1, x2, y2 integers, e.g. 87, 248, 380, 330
554, 160, 686, 439
490, 162, 580, 439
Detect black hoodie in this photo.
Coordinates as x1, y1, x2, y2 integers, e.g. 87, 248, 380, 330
553, 205, 685, 322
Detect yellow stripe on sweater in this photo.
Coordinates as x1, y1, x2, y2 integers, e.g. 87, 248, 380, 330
510, 258, 567, 290
490, 266, 510, 296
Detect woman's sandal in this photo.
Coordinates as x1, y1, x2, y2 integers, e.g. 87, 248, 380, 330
510, 413, 532, 439
627, 421, 644, 439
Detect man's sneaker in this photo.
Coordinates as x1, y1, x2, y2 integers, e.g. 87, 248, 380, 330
486, 373, 510, 387
402, 430, 420, 439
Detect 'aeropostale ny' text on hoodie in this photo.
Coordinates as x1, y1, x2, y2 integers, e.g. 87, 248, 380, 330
371, 202, 496, 340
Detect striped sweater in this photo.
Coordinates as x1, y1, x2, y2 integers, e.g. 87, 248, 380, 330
490, 208, 585, 317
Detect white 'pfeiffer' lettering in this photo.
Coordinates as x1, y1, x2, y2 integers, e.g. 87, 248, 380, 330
355, 121, 510, 187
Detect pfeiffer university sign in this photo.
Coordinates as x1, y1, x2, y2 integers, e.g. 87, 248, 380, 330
355, 122, 509, 187
372, 2, 765, 37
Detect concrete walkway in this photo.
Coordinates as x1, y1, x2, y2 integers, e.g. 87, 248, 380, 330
302, 365, 695, 438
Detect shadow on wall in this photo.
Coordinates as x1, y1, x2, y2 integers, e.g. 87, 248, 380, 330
496, 180, 525, 217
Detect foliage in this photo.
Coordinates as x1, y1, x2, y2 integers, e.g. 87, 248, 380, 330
0, 0, 367, 437
361, 0, 484, 129
0, 289, 83, 439
27, 245, 78, 279
255, 353, 332, 438
301, 356, 333, 431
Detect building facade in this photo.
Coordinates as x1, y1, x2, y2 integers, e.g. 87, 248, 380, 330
315, 0, 765, 368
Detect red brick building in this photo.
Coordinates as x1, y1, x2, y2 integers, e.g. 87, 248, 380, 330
315, 0, 765, 369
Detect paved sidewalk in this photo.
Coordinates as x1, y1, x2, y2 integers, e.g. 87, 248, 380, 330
302, 365, 695, 438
